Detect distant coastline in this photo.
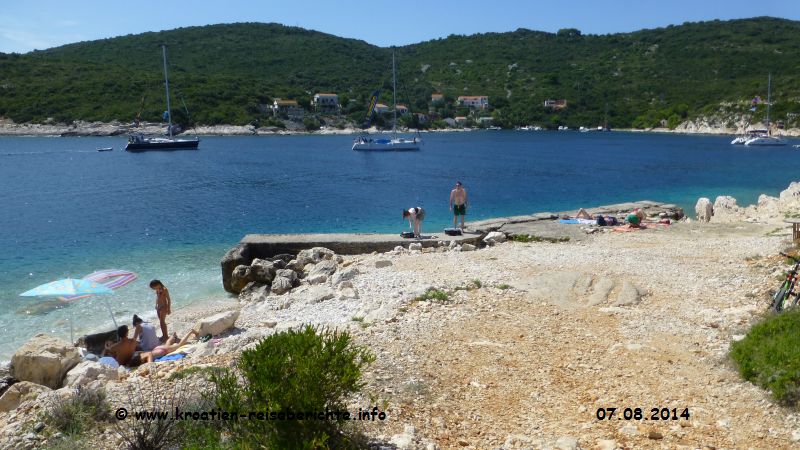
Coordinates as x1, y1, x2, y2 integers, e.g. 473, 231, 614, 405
1, 119, 798, 138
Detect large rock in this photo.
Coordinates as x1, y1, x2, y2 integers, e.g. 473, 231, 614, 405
296, 247, 335, 267
613, 281, 641, 306
249, 259, 276, 284
239, 282, 270, 303
331, 266, 359, 286
230, 264, 252, 293
711, 196, 742, 223
779, 181, 800, 212
11, 334, 81, 389
221, 243, 251, 293
64, 361, 118, 388
194, 310, 240, 337
307, 260, 338, 279
271, 277, 293, 295
0, 381, 51, 412
695, 197, 713, 222
484, 231, 507, 245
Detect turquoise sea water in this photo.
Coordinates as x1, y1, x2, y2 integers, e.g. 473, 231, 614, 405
1, 131, 798, 360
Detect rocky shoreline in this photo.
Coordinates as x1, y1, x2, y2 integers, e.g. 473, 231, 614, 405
3, 191, 800, 448
1, 118, 797, 138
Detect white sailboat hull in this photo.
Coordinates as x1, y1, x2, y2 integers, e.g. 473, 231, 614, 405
352, 137, 421, 151
744, 136, 787, 146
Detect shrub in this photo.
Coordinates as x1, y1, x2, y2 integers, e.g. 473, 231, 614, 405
113, 378, 196, 450
730, 309, 800, 405
208, 326, 374, 449
415, 289, 449, 302
45, 386, 110, 436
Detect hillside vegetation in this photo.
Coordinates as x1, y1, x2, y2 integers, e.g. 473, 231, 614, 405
0, 17, 799, 129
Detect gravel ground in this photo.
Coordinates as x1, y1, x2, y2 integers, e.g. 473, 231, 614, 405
3, 220, 799, 449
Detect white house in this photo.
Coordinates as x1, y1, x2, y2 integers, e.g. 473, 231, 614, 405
312, 93, 340, 112
457, 96, 489, 110
396, 104, 410, 115
431, 93, 445, 104
374, 103, 390, 114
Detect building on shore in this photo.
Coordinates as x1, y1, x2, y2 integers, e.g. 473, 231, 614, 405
544, 99, 568, 110
457, 95, 489, 110
431, 93, 445, 104
271, 99, 305, 120
312, 93, 340, 113
374, 103, 390, 114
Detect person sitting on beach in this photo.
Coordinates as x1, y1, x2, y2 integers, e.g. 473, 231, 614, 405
576, 208, 593, 220
149, 279, 171, 342
402, 207, 425, 238
135, 328, 199, 364
132, 314, 160, 352
449, 181, 469, 230
625, 208, 647, 228
101, 325, 138, 366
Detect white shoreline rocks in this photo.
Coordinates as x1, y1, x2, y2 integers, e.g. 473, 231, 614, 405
696, 181, 800, 224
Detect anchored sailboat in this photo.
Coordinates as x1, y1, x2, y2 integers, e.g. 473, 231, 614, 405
352, 51, 420, 151
744, 73, 786, 147
125, 45, 199, 152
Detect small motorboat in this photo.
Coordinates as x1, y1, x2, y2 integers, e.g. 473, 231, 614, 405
97, 147, 113, 152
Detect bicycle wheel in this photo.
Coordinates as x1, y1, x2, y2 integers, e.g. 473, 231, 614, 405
773, 284, 790, 312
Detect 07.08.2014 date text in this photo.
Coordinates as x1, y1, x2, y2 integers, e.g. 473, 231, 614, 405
595, 407, 690, 421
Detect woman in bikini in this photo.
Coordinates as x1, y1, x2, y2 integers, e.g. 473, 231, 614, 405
150, 279, 171, 342
136, 328, 199, 364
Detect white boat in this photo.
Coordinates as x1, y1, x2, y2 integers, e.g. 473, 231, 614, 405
731, 129, 767, 145
353, 52, 420, 151
744, 74, 786, 147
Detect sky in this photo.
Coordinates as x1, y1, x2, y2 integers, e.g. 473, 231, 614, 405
0, 0, 797, 53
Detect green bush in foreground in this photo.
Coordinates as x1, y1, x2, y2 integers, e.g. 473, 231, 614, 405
207, 326, 374, 449
730, 309, 800, 405
45, 386, 110, 436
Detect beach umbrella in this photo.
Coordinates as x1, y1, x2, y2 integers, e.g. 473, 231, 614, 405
57, 269, 139, 329
21, 278, 115, 343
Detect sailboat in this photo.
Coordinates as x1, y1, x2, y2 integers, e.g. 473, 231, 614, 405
125, 45, 199, 152
744, 73, 787, 147
352, 51, 420, 151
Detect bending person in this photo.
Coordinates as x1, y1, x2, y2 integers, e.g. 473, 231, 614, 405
402, 207, 425, 238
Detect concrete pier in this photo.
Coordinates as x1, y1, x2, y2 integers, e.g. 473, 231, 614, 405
220, 200, 684, 293
221, 232, 483, 293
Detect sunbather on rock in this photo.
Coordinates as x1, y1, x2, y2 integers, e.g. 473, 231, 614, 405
134, 328, 198, 364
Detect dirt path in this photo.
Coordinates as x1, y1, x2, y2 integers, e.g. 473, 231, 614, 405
354, 222, 800, 449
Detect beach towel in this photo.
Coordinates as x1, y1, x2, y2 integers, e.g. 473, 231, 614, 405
155, 353, 186, 363
98, 356, 119, 368
558, 218, 597, 225
167, 343, 200, 356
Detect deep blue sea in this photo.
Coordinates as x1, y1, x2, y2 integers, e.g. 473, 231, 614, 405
1, 130, 798, 360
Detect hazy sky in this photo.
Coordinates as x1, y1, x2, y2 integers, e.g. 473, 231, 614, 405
0, 0, 797, 53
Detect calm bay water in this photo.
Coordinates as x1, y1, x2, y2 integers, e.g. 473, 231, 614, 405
1, 130, 798, 360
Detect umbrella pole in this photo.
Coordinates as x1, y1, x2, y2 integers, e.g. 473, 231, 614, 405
104, 298, 118, 328
70, 308, 74, 344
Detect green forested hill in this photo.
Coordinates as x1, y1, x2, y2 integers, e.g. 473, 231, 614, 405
0, 17, 799, 129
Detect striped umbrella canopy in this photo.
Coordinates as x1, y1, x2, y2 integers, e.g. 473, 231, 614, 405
59, 269, 138, 302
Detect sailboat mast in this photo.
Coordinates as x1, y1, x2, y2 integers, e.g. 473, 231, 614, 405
162, 44, 173, 138
766, 73, 771, 134
392, 50, 397, 139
